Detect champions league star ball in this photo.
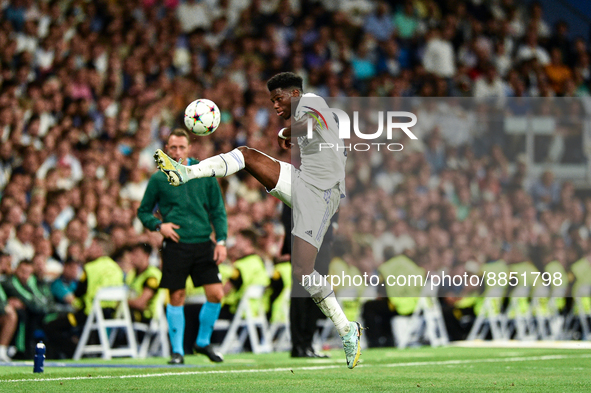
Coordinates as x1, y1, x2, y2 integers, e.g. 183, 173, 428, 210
184, 99, 221, 136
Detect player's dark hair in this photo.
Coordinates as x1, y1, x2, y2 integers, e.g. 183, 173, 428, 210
167, 128, 191, 144
267, 72, 303, 92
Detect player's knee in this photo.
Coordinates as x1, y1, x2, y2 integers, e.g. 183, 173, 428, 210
237, 146, 252, 159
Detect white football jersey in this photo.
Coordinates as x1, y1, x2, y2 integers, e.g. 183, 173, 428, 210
293, 93, 347, 196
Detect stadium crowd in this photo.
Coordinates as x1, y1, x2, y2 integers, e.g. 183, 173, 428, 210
1, 0, 591, 359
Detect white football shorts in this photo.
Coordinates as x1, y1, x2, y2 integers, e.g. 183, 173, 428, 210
268, 160, 340, 250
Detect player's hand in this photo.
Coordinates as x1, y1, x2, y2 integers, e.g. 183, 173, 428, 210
278, 136, 292, 150
213, 244, 227, 265
160, 222, 181, 243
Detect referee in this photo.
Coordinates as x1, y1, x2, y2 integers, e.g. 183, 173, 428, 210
138, 129, 228, 364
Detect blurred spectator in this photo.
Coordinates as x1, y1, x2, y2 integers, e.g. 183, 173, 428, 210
5, 222, 35, 268
515, 28, 550, 66
37, 139, 83, 184
548, 20, 572, 67
473, 63, 507, 100
393, 0, 420, 41
422, 27, 455, 78
529, 1, 551, 39
220, 229, 269, 319
0, 253, 12, 277
73, 236, 123, 319
44, 236, 123, 359
1, 260, 50, 358
176, 0, 212, 33
545, 47, 572, 96
0, 280, 17, 362
126, 243, 161, 324
50, 259, 79, 307
530, 170, 561, 210
363, 2, 393, 42
30, 254, 57, 306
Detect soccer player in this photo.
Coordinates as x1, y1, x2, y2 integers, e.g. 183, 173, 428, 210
138, 128, 228, 365
154, 72, 362, 369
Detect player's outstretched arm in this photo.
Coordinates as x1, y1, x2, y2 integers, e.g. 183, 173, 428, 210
277, 116, 310, 149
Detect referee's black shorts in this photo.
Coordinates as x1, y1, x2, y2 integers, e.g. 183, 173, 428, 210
159, 240, 220, 292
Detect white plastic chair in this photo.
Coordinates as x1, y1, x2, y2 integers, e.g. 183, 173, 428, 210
73, 286, 138, 360
573, 284, 591, 340
503, 285, 537, 341
391, 275, 449, 349
532, 285, 566, 340
133, 291, 170, 358
268, 295, 291, 352
216, 285, 272, 354
467, 286, 508, 341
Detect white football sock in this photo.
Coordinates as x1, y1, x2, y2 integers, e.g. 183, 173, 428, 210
303, 270, 351, 336
186, 149, 245, 179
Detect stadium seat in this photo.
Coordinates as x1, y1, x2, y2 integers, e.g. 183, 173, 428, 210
531, 285, 566, 340
572, 284, 591, 341
133, 291, 170, 359
313, 313, 339, 350
391, 274, 449, 349
268, 296, 291, 352
73, 286, 138, 360
216, 285, 272, 354
467, 287, 508, 341
504, 285, 537, 341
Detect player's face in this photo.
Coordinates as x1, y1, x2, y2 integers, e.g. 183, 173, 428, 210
270, 88, 300, 120
166, 135, 190, 163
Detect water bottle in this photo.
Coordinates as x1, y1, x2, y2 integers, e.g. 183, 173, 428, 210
33, 342, 46, 373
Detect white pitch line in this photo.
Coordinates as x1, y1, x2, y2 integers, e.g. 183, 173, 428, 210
384, 354, 591, 368
0, 365, 342, 383
2, 354, 590, 383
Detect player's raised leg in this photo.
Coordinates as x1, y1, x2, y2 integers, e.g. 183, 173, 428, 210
154, 146, 281, 192
293, 236, 362, 369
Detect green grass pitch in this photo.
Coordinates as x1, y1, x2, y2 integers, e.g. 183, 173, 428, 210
1, 346, 589, 392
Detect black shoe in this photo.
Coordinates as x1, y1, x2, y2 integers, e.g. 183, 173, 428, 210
305, 347, 329, 358
193, 344, 223, 362
168, 353, 184, 365
291, 347, 329, 358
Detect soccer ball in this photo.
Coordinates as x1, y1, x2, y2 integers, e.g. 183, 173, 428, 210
184, 99, 221, 136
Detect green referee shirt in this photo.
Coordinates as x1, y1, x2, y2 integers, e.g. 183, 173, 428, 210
137, 157, 228, 244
